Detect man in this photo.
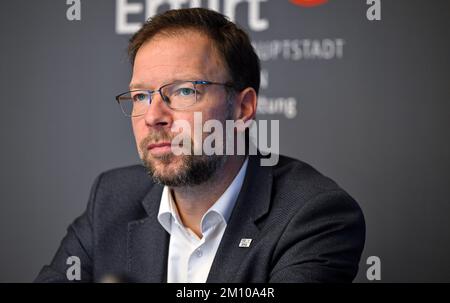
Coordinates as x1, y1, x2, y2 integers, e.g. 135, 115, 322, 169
35, 8, 365, 283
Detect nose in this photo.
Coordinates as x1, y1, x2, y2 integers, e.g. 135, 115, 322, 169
142, 92, 173, 129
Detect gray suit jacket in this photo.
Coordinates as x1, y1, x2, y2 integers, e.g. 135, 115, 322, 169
35, 154, 365, 282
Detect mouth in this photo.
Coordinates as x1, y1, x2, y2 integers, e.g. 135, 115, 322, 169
147, 142, 173, 155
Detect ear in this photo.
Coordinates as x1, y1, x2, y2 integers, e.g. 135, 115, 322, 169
234, 87, 257, 123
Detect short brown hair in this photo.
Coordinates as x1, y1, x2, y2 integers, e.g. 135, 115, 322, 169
128, 8, 260, 94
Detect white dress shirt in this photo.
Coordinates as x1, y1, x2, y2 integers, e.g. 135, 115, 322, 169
157, 158, 249, 283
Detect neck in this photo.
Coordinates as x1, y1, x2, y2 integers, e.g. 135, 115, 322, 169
171, 155, 246, 237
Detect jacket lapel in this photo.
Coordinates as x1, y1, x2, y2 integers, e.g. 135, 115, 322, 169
127, 183, 169, 282
207, 154, 273, 282
126, 154, 273, 283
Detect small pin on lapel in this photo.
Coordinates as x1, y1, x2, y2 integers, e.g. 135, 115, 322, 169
239, 238, 252, 248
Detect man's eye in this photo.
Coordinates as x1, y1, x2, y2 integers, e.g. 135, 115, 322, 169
133, 93, 147, 102
178, 87, 196, 96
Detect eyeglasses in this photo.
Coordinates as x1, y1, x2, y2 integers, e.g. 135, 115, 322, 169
115, 80, 233, 117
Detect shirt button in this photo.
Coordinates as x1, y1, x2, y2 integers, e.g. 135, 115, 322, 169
195, 249, 203, 257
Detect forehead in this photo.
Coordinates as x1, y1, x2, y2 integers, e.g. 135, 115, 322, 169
131, 30, 228, 89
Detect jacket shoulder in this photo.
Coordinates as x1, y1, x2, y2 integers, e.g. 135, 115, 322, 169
94, 164, 155, 195
98, 164, 148, 183
91, 164, 155, 219
272, 155, 342, 196
269, 155, 363, 217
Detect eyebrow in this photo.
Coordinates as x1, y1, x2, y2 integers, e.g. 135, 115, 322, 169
129, 83, 147, 90
129, 76, 207, 90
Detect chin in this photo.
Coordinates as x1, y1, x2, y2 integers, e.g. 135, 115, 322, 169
146, 153, 184, 174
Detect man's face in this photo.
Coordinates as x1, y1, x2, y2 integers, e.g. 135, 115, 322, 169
130, 30, 233, 186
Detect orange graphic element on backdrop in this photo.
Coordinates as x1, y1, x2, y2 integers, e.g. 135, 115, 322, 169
289, 0, 328, 7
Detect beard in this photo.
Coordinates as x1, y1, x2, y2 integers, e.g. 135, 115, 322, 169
139, 122, 231, 188
141, 139, 227, 187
